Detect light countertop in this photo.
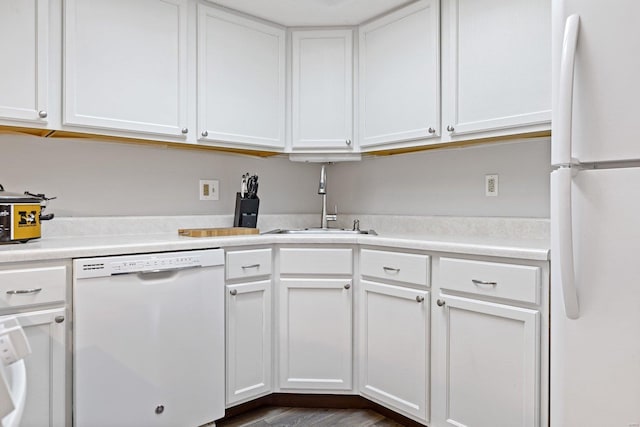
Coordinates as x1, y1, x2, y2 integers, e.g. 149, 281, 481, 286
0, 228, 549, 264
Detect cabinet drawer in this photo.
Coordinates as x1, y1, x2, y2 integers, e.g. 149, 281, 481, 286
361, 249, 430, 287
226, 248, 272, 280
280, 248, 352, 275
0, 265, 67, 310
439, 258, 540, 304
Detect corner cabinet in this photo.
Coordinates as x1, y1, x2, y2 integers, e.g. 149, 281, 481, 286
440, 0, 551, 142
359, 249, 431, 424
0, 0, 49, 127
278, 248, 353, 391
291, 29, 354, 152
197, 4, 286, 149
358, 0, 440, 149
63, 0, 189, 138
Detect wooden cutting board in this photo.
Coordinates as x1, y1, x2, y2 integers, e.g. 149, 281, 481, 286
178, 227, 259, 237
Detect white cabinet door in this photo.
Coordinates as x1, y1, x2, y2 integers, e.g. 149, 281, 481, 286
436, 294, 539, 427
441, 0, 551, 141
279, 278, 352, 390
291, 29, 353, 151
198, 4, 285, 149
0, 307, 67, 427
64, 0, 189, 137
226, 280, 272, 405
358, 0, 440, 149
360, 280, 429, 422
0, 0, 49, 126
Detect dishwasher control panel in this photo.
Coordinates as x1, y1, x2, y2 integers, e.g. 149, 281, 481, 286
74, 249, 224, 279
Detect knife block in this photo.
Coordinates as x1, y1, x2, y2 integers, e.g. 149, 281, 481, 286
233, 193, 259, 228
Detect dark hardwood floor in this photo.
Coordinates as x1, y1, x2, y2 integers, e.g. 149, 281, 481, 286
215, 406, 408, 427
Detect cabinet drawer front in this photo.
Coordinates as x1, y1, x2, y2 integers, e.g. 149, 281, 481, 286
226, 249, 272, 280
280, 248, 352, 275
0, 266, 67, 310
361, 249, 430, 286
439, 258, 540, 304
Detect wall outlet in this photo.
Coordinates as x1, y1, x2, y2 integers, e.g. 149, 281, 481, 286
485, 174, 499, 196
199, 180, 219, 201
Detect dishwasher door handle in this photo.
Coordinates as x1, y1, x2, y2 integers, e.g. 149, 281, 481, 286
112, 265, 203, 277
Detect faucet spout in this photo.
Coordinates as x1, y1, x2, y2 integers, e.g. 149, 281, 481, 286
318, 164, 327, 195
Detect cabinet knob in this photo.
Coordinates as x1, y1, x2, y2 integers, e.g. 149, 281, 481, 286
344, 283, 351, 290
155, 405, 165, 414
345, 139, 352, 146
54, 315, 65, 323
436, 299, 446, 307
181, 127, 188, 134
229, 289, 238, 296
38, 110, 48, 119
428, 127, 436, 134
416, 295, 425, 303
446, 125, 455, 133
201, 130, 209, 137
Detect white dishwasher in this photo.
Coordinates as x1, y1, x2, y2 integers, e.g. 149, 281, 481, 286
73, 249, 225, 427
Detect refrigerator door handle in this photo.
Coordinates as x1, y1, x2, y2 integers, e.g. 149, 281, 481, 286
552, 14, 580, 166
551, 168, 580, 319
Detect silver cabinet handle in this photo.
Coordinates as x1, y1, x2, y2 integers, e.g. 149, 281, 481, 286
383, 266, 400, 273
436, 299, 446, 307
472, 279, 498, 286
428, 127, 436, 134
6, 288, 42, 295
446, 125, 455, 132
55, 316, 65, 323
416, 295, 425, 303
241, 264, 260, 269
181, 127, 188, 134
38, 110, 48, 118
344, 283, 351, 290
229, 289, 238, 296
346, 139, 352, 146
201, 130, 209, 137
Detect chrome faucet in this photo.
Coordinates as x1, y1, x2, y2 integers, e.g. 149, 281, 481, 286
318, 164, 337, 229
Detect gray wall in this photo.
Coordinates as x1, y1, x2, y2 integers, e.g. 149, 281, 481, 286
328, 137, 551, 218
1, 134, 550, 218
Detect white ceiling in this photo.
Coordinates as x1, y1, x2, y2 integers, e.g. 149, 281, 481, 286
208, 0, 414, 26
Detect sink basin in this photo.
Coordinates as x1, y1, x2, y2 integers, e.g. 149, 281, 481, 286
263, 228, 377, 235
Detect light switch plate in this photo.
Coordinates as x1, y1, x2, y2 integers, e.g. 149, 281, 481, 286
199, 180, 219, 201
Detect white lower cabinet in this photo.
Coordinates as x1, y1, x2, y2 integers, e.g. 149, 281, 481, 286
359, 280, 430, 423
0, 307, 67, 427
434, 256, 546, 427
226, 280, 272, 405
435, 296, 539, 427
279, 278, 352, 391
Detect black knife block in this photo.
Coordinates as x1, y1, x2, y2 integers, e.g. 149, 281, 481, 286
233, 192, 259, 228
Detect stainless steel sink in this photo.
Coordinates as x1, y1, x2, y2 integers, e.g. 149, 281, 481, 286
263, 228, 377, 235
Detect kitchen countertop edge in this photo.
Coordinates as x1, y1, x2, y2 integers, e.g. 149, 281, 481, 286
0, 232, 550, 263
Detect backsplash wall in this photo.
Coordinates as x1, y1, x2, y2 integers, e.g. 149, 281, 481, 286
1, 134, 550, 218
329, 137, 551, 218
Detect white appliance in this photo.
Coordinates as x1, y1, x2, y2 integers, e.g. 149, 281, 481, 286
73, 249, 225, 427
551, 1, 640, 426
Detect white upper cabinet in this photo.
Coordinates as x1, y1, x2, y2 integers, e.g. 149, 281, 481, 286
358, 0, 440, 149
441, 0, 551, 141
63, 0, 189, 138
291, 29, 354, 152
0, 0, 49, 126
198, 4, 286, 149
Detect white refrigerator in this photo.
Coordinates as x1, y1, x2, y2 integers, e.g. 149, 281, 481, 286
551, 1, 640, 426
